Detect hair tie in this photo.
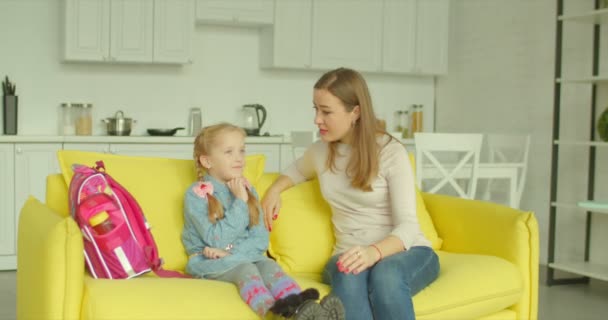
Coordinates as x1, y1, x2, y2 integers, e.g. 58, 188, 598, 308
193, 181, 214, 199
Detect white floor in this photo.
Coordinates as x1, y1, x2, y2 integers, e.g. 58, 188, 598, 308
1, 268, 607, 320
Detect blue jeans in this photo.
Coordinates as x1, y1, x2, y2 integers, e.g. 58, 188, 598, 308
323, 246, 439, 320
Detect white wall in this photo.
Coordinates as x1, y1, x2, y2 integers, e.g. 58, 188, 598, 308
0, 0, 435, 137
437, 0, 608, 265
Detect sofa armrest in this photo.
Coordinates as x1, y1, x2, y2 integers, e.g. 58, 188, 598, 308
422, 192, 538, 320
17, 197, 84, 320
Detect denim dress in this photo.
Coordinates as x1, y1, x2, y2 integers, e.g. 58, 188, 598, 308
182, 175, 269, 278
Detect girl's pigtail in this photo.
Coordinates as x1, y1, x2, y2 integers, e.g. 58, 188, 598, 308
207, 194, 224, 223
246, 189, 260, 227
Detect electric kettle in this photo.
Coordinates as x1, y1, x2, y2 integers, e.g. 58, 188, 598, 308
241, 104, 267, 136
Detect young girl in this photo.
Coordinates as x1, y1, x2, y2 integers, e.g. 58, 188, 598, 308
182, 123, 343, 319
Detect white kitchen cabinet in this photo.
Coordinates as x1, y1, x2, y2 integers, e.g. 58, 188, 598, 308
14, 144, 63, 227
383, 0, 449, 75
62, 0, 111, 61
311, 0, 383, 72
63, 0, 193, 64
382, 0, 417, 73
262, 0, 448, 75
63, 143, 192, 159
414, 0, 449, 75
247, 144, 280, 173
111, 143, 193, 159
260, 0, 312, 69
196, 0, 273, 26
0, 144, 15, 260
109, 0, 154, 62
0, 144, 63, 270
62, 142, 110, 153
154, 0, 194, 64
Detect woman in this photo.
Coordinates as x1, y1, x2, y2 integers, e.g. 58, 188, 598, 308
262, 68, 439, 320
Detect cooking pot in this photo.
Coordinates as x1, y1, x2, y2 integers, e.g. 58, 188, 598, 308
102, 110, 136, 136
147, 127, 185, 136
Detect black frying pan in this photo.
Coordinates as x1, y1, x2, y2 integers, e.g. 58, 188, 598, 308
147, 127, 185, 136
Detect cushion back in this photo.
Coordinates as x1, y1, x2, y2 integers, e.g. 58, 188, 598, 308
56, 151, 265, 271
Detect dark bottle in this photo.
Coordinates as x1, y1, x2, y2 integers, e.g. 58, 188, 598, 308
89, 211, 115, 235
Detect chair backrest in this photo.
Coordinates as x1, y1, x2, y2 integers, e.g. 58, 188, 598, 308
290, 131, 316, 160
414, 132, 483, 199
485, 134, 531, 208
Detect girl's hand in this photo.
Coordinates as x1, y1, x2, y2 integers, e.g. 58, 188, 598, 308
261, 190, 281, 231
336, 246, 380, 275
227, 178, 248, 202
203, 247, 230, 259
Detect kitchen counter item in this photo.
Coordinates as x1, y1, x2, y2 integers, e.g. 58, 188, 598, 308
241, 104, 267, 136
102, 110, 135, 136
60, 103, 76, 135
3, 95, 18, 135
147, 127, 185, 136
188, 108, 202, 136
76, 103, 93, 136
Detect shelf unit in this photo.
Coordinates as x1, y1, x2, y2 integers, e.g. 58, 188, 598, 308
547, 0, 608, 285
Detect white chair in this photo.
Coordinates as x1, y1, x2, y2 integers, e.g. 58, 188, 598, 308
414, 133, 483, 199
483, 134, 531, 208
290, 131, 316, 160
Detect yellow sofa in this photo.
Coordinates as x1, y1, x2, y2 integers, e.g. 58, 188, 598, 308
17, 151, 538, 320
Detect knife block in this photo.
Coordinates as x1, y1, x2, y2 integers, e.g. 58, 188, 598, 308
3, 95, 18, 135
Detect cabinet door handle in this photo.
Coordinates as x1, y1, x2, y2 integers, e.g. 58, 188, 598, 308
16, 147, 22, 154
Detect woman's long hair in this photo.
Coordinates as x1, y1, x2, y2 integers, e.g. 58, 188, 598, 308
193, 123, 260, 227
314, 68, 388, 191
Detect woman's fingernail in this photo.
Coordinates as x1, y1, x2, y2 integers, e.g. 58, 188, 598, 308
272, 214, 278, 220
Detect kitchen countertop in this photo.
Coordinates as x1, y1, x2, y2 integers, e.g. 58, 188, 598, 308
0, 135, 287, 144
0, 135, 415, 145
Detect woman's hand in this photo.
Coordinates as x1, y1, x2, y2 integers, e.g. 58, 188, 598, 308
203, 247, 230, 259
336, 246, 381, 275
227, 178, 248, 202
261, 189, 281, 231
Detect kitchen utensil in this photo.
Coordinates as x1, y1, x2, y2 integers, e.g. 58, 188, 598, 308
241, 104, 267, 136
102, 110, 135, 136
147, 127, 185, 136
188, 107, 202, 136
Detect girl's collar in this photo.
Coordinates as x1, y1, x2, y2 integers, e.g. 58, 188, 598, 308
202, 174, 229, 194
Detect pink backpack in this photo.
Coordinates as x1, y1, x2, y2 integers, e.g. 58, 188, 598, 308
68, 161, 188, 279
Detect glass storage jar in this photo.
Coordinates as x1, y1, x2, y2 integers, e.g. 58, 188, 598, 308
60, 103, 76, 135
76, 103, 93, 136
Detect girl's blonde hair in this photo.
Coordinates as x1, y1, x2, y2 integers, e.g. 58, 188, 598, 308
193, 123, 260, 227
314, 68, 390, 191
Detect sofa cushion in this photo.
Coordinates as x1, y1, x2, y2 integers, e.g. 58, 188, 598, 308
266, 179, 335, 278
409, 153, 443, 250
79, 251, 521, 320
80, 274, 331, 320
57, 151, 265, 271
414, 251, 522, 319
